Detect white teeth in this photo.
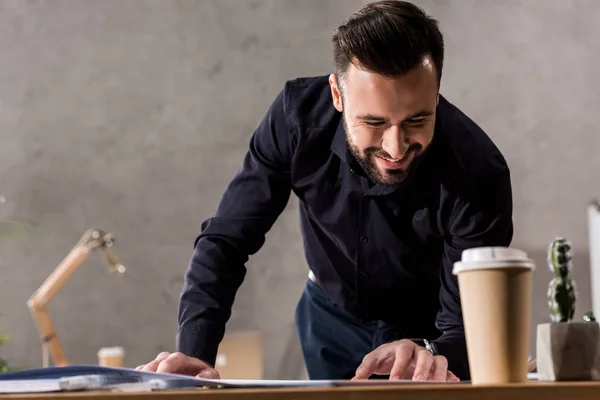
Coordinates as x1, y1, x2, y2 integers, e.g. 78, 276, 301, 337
377, 150, 413, 162
377, 155, 401, 163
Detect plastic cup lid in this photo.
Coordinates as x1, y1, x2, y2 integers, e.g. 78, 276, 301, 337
453, 247, 535, 274
97, 346, 125, 357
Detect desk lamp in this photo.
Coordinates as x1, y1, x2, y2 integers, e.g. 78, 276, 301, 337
27, 228, 126, 367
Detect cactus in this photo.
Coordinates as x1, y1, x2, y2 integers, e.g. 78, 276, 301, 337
547, 237, 576, 322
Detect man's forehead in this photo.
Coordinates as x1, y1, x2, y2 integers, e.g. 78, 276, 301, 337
341, 60, 438, 119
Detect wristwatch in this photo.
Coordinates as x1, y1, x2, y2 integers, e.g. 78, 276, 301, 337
408, 338, 439, 356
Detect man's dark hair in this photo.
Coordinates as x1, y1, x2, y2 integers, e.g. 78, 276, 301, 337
332, 0, 444, 86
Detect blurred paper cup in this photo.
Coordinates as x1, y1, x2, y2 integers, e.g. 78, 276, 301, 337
97, 346, 125, 367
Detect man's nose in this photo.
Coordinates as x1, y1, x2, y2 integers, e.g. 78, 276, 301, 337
381, 126, 408, 160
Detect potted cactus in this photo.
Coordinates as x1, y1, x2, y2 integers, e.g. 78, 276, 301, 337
547, 237, 576, 322
536, 237, 600, 381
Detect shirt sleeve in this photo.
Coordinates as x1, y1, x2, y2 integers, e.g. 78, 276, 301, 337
432, 165, 514, 380
177, 88, 294, 366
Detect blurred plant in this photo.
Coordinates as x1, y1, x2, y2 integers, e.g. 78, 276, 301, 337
0, 329, 8, 372
0, 328, 29, 372
584, 311, 597, 323
0, 314, 26, 373
0, 326, 12, 372
0, 213, 39, 372
0, 218, 39, 240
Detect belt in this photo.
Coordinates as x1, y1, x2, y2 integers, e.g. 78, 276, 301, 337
308, 270, 317, 284
308, 270, 325, 291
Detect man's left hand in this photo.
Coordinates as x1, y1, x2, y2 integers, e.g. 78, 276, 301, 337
352, 339, 460, 382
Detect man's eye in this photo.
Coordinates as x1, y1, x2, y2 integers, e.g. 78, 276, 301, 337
365, 121, 385, 127
406, 118, 426, 125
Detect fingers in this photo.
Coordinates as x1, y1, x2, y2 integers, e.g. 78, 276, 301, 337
429, 355, 448, 382
352, 352, 380, 380
197, 369, 221, 379
155, 352, 192, 374
155, 352, 220, 379
134, 351, 219, 379
446, 370, 460, 382
389, 342, 416, 380
352, 340, 459, 383
409, 348, 434, 381
139, 352, 171, 372
422, 354, 459, 383
353, 344, 399, 380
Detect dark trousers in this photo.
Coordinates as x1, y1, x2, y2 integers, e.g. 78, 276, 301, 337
294, 279, 403, 380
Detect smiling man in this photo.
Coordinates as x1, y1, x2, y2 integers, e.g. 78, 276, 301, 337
137, 0, 513, 382
337, 57, 437, 187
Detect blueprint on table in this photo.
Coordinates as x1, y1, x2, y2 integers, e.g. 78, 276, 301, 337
0, 364, 465, 393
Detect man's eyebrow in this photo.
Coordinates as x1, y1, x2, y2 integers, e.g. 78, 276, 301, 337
356, 113, 387, 121
355, 110, 435, 122
404, 110, 434, 120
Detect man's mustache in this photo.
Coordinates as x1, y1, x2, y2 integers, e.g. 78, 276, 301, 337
366, 143, 423, 160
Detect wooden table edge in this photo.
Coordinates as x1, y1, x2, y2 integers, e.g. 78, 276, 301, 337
3, 381, 600, 400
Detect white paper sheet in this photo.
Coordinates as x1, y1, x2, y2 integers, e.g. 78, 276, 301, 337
198, 378, 451, 388
0, 365, 459, 393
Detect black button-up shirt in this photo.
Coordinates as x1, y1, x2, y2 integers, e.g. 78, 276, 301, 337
177, 75, 513, 380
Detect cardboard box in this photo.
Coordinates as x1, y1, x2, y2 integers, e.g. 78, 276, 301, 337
215, 331, 263, 379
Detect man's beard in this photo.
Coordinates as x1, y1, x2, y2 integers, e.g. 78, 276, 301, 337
343, 116, 424, 188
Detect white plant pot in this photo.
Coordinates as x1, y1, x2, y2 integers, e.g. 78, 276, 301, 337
536, 322, 600, 381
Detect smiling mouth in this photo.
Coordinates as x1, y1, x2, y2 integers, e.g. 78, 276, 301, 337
376, 155, 403, 162
374, 150, 415, 170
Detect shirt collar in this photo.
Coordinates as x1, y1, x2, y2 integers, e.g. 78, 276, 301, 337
330, 113, 353, 167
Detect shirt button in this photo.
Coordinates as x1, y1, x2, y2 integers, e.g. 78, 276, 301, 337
360, 235, 369, 243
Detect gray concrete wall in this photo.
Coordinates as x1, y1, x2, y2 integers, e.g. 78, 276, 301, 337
0, 0, 598, 379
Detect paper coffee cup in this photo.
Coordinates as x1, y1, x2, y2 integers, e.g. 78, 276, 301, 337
453, 247, 535, 384
97, 346, 125, 367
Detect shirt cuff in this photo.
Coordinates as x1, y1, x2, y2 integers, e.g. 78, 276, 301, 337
177, 321, 225, 367
432, 330, 470, 381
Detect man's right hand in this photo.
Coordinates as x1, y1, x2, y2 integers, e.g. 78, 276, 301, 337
135, 352, 220, 379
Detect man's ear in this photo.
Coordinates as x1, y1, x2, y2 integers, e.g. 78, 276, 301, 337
329, 74, 343, 112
